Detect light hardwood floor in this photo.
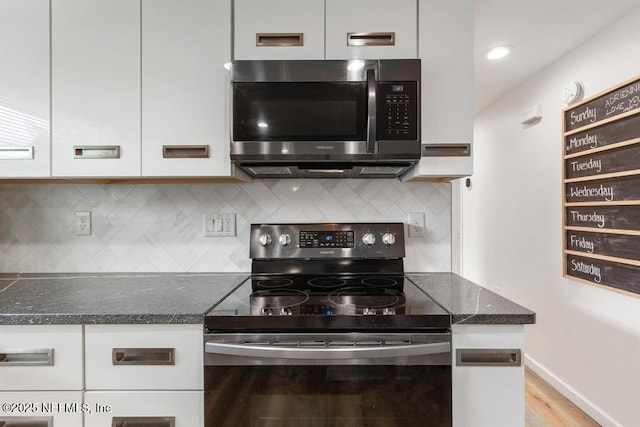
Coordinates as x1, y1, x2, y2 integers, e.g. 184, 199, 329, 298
525, 367, 600, 427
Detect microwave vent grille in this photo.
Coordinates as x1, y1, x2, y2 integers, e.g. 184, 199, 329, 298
246, 166, 294, 176
359, 166, 406, 176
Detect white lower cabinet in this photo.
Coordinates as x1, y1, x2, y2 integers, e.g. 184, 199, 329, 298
0, 325, 83, 390
84, 391, 203, 427
452, 324, 525, 427
84, 324, 204, 427
0, 391, 83, 427
85, 324, 203, 390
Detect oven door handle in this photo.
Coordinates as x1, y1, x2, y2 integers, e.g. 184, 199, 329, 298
205, 341, 450, 360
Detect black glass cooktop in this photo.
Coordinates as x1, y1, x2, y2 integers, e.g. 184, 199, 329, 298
204, 275, 451, 332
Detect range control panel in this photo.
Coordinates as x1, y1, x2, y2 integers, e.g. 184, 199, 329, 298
299, 231, 355, 248
250, 223, 405, 260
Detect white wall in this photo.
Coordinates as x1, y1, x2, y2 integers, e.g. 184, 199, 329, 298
461, 6, 640, 426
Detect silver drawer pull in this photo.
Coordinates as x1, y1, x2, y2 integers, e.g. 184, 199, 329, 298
456, 349, 522, 366
112, 348, 175, 365
112, 417, 175, 427
0, 146, 34, 160
0, 417, 53, 427
347, 32, 395, 46
162, 145, 209, 159
256, 32, 304, 47
0, 349, 54, 366
422, 143, 471, 157
73, 145, 121, 159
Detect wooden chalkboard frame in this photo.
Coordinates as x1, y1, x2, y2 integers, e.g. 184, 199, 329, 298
563, 75, 640, 299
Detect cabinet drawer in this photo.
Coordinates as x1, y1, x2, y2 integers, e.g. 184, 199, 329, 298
0, 325, 83, 391
0, 391, 83, 427
84, 391, 203, 427
85, 324, 203, 390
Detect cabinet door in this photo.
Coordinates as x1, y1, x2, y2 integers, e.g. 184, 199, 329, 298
52, 0, 141, 177
0, 325, 83, 391
405, 0, 473, 180
141, 0, 232, 177
452, 324, 526, 427
325, 0, 417, 60
0, 391, 83, 427
234, 0, 324, 60
84, 391, 203, 427
0, 0, 50, 177
85, 324, 203, 390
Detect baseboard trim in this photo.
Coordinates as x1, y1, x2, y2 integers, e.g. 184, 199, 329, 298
525, 354, 619, 427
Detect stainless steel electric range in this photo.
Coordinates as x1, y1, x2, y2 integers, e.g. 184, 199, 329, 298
204, 223, 452, 427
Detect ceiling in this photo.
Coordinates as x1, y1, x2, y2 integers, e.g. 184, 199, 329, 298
474, 0, 640, 112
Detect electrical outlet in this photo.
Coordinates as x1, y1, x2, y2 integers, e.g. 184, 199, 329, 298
75, 211, 91, 236
204, 213, 236, 237
408, 212, 426, 238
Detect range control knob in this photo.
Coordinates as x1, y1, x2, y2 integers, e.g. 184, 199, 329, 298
382, 232, 396, 246
278, 233, 291, 246
362, 232, 376, 247
363, 307, 376, 315
259, 234, 272, 247
280, 307, 292, 316
261, 308, 274, 316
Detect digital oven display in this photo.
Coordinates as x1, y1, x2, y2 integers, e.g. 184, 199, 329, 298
299, 231, 355, 248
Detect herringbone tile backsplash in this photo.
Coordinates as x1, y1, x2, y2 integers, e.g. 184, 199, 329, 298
0, 180, 451, 273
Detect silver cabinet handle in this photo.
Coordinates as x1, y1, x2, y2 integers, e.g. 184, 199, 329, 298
112, 417, 175, 427
347, 32, 395, 46
456, 349, 522, 366
0, 349, 54, 366
0, 146, 34, 160
0, 417, 53, 427
256, 33, 303, 47
112, 348, 175, 365
73, 145, 120, 159
422, 143, 471, 157
206, 341, 450, 360
162, 145, 209, 159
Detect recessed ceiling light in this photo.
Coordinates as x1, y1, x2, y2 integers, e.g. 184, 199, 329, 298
485, 45, 513, 60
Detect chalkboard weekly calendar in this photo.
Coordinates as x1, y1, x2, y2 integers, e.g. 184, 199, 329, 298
563, 75, 640, 298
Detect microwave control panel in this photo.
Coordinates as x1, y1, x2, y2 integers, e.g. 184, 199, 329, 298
377, 81, 418, 141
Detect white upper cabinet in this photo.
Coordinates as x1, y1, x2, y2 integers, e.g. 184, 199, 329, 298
325, 0, 417, 60
404, 0, 473, 180
234, 0, 416, 61
52, 0, 141, 177
234, 0, 325, 60
141, 0, 232, 177
0, 0, 50, 177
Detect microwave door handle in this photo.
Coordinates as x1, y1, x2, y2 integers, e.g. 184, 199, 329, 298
366, 68, 376, 154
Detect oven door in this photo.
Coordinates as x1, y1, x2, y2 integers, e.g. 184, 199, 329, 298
204, 332, 452, 427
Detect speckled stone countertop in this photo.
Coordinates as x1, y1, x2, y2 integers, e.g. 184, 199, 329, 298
0, 273, 247, 325
0, 272, 534, 326
407, 273, 536, 324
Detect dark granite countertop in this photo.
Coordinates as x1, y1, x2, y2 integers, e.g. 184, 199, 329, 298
407, 273, 536, 325
0, 272, 534, 326
0, 273, 247, 325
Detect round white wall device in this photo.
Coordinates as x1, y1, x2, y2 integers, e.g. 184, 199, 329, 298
562, 82, 584, 105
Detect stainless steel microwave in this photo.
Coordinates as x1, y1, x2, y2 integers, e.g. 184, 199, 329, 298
230, 59, 421, 178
